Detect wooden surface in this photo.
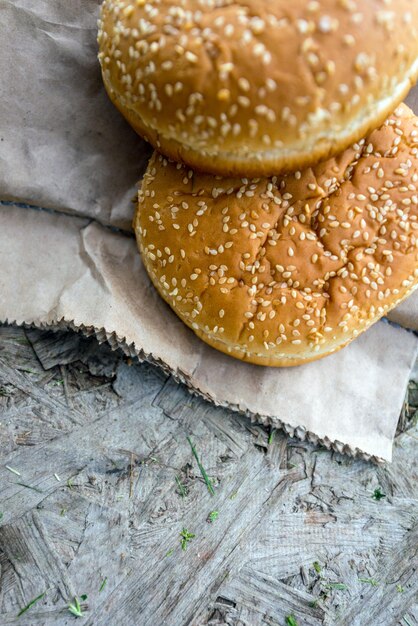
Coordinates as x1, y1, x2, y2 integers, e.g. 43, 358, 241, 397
0, 324, 417, 626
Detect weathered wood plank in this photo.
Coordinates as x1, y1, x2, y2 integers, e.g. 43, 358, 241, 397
0, 357, 83, 425
212, 566, 327, 624
0, 324, 417, 626
335, 523, 418, 626
25, 328, 120, 377
0, 370, 168, 525
25, 328, 92, 370
84, 462, 305, 625
0, 511, 77, 602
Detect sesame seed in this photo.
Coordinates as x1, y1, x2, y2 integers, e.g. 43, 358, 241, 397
217, 88, 231, 102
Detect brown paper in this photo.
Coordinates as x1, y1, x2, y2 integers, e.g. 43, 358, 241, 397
1, 0, 418, 461
1, 204, 417, 462
0, 0, 148, 231
387, 291, 418, 331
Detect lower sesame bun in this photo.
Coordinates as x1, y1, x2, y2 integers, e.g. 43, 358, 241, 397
135, 104, 418, 367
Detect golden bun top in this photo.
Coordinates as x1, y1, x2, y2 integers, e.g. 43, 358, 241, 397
99, 0, 418, 176
135, 104, 418, 366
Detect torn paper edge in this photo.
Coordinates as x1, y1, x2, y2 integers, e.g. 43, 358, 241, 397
2, 315, 408, 464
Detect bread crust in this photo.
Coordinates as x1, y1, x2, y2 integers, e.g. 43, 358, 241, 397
135, 105, 418, 366
99, 0, 418, 176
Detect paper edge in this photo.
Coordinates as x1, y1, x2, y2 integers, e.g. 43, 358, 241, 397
2, 314, 409, 464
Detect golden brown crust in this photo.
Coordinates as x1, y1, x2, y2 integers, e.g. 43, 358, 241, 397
135, 105, 418, 366
105, 76, 416, 178
190, 324, 351, 367
98, 0, 418, 176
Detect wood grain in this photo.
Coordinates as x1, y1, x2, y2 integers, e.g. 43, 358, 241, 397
0, 325, 417, 625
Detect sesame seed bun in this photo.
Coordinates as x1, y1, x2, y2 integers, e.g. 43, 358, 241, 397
134, 104, 418, 367
98, 0, 418, 177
